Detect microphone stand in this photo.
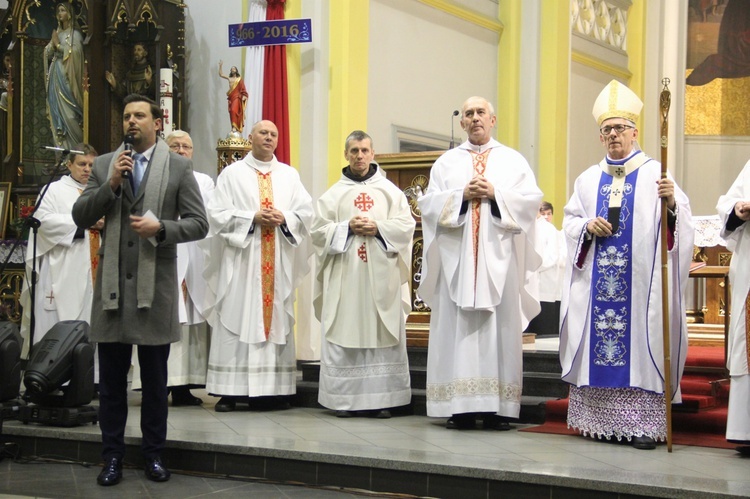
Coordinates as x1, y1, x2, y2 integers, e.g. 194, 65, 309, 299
0, 153, 69, 360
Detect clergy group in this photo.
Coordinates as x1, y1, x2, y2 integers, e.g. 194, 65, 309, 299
17, 79, 750, 490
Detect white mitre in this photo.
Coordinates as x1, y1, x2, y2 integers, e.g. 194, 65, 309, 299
592, 79, 643, 126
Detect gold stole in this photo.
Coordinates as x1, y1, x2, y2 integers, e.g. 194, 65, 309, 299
745, 291, 750, 367
468, 150, 489, 287
78, 188, 100, 286
257, 171, 275, 339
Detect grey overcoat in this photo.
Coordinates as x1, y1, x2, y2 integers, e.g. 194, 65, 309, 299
72, 139, 208, 345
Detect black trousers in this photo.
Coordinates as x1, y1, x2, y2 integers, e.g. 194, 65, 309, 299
98, 342, 170, 461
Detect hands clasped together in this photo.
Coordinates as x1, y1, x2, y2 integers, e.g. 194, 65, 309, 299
254, 208, 286, 227
463, 175, 495, 201
349, 215, 378, 237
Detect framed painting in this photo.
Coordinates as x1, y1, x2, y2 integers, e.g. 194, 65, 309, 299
686, 0, 750, 135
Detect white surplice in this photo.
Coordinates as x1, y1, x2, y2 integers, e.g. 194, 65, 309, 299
417, 139, 543, 418
718, 159, 750, 441
561, 152, 693, 440
202, 154, 313, 396
20, 175, 95, 366
312, 168, 415, 411
536, 218, 564, 303
133, 171, 215, 389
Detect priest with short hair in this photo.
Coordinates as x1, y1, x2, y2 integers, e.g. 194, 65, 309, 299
418, 96, 543, 431
312, 130, 414, 419
202, 119, 313, 413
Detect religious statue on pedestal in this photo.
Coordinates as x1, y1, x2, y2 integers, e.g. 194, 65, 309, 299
218, 60, 248, 137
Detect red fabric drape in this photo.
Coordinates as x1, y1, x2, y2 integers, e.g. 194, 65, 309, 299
263, 0, 290, 165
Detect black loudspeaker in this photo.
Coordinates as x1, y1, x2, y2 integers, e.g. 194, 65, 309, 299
0, 322, 22, 402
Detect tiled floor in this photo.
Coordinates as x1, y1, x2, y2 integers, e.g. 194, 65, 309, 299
0, 459, 364, 498
1, 337, 749, 498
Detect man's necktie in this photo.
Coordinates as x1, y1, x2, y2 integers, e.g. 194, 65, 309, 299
132, 153, 146, 193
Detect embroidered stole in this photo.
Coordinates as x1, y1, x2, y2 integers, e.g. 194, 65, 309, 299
468, 149, 489, 287
78, 188, 100, 286
257, 171, 275, 339
588, 166, 641, 387
745, 291, 750, 368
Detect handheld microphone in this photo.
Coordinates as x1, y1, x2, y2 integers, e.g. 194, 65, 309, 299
122, 134, 134, 179
40, 145, 86, 155
450, 110, 459, 149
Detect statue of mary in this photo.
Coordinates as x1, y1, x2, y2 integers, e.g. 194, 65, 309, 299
45, 2, 84, 150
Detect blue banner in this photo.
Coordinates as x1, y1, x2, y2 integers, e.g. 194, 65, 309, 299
229, 19, 312, 48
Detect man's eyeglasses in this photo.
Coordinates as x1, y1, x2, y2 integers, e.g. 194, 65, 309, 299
600, 124, 634, 135
169, 144, 193, 151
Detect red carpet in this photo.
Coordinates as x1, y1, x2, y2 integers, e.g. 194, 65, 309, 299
520, 346, 735, 449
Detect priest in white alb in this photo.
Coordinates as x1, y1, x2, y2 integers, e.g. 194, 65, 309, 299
202, 120, 313, 412
718, 160, 750, 456
417, 96, 543, 430
20, 144, 101, 366
312, 130, 414, 419
561, 80, 694, 450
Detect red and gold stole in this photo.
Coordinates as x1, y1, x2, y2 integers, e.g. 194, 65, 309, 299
468, 149, 489, 287
78, 188, 100, 286
257, 171, 275, 339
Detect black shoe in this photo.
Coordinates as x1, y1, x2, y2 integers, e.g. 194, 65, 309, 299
482, 414, 512, 431
374, 410, 391, 419
446, 413, 476, 429
274, 396, 292, 410
96, 457, 122, 486
171, 387, 203, 407
335, 410, 354, 418
144, 457, 171, 482
632, 436, 656, 450
214, 396, 236, 412
736, 446, 750, 456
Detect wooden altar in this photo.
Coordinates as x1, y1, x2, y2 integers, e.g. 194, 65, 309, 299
688, 217, 732, 349
377, 151, 439, 347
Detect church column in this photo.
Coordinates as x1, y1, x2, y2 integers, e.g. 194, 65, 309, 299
286, 0, 302, 170
328, 0, 369, 185
537, 1, 570, 225
497, 0, 522, 150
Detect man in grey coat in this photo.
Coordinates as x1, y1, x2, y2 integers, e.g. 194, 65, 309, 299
72, 94, 207, 487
